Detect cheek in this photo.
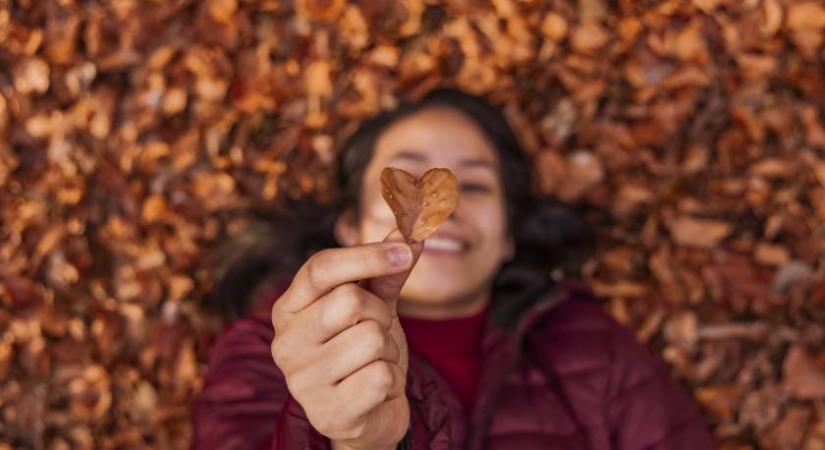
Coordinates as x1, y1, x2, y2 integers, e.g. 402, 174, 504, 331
467, 196, 509, 247
357, 196, 398, 243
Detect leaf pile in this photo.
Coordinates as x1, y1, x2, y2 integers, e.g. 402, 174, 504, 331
1, 0, 824, 449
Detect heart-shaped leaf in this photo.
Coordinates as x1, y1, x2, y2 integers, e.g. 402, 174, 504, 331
380, 167, 459, 242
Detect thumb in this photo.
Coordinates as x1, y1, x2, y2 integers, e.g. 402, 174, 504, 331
360, 229, 423, 315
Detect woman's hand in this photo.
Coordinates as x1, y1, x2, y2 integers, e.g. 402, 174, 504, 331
270, 231, 422, 450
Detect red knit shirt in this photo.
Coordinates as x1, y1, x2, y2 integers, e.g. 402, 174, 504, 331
399, 304, 490, 416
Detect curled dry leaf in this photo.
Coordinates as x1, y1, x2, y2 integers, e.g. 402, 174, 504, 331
664, 310, 699, 351
556, 150, 605, 202
578, 0, 607, 22
207, 0, 237, 24
786, 2, 825, 32
759, 0, 783, 36
761, 405, 811, 450
541, 13, 568, 42
696, 385, 744, 421
305, 60, 333, 97
13, 57, 50, 95
570, 22, 610, 53
380, 167, 459, 242
782, 346, 825, 400
754, 243, 790, 267
740, 386, 786, 431
296, 0, 347, 22
668, 215, 732, 248
0, 93, 7, 134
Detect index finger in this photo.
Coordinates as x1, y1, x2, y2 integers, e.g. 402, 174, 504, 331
279, 242, 413, 313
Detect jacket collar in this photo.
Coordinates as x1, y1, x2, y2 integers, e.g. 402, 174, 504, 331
468, 281, 591, 450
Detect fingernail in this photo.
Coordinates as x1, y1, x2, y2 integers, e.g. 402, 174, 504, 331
387, 245, 412, 267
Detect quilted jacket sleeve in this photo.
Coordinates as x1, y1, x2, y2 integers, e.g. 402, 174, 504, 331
191, 308, 435, 450
192, 311, 332, 450
604, 318, 717, 450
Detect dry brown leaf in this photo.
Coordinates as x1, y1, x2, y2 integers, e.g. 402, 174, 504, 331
740, 386, 786, 431
208, 0, 237, 24
578, 0, 607, 22
570, 22, 610, 53
380, 167, 459, 242
193, 172, 237, 211
786, 2, 825, 32
13, 57, 50, 95
541, 13, 568, 42
754, 243, 790, 267
296, 0, 346, 21
556, 151, 605, 202
305, 60, 333, 98
783, 346, 825, 400
664, 310, 699, 351
613, 184, 654, 217
759, 0, 783, 36
674, 23, 707, 62
668, 216, 732, 248
692, 0, 722, 14
696, 385, 744, 421
761, 406, 812, 450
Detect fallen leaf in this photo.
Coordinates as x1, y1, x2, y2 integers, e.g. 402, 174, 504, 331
380, 167, 459, 242
570, 22, 610, 53
783, 346, 825, 400
305, 60, 333, 97
296, 0, 346, 21
759, 0, 783, 36
13, 57, 50, 95
541, 13, 568, 42
754, 243, 790, 267
556, 150, 604, 202
786, 2, 825, 32
668, 216, 732, 248
696, 385, 744, 421
761, 406, 812, 450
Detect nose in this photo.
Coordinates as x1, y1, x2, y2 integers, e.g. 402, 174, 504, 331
446, 205, 460, 222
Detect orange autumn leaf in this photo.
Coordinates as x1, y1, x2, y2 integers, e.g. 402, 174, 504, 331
380, 167, 459, 242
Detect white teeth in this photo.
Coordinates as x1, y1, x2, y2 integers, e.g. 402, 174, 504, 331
424, 237, 464, 252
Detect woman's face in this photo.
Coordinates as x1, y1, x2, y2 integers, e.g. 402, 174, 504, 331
337, 107, 514, 317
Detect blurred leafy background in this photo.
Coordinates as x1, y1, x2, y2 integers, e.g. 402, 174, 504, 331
1, 0, 825, 448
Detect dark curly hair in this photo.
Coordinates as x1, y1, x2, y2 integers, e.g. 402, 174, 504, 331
204, 87, 596, 328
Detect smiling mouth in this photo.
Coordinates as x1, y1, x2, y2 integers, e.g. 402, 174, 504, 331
422, 236, 467, 254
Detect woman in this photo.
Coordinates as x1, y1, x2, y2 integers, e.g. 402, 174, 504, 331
193, 88, 716, 449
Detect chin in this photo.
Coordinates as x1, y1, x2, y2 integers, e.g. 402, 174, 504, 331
400, 280, 462, 305
400, 266, 479, 305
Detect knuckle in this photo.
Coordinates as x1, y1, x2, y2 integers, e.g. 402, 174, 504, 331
270, 337, 283, 361
386, 338, 400, 363
270, 337, 290, 367
339, 285, 367, 324
309, 412, 335, 435
369, 361, 395, 392
304, 257, 325, 291
360, 322, 387, 359
334, 421, 366, 441
364, 318, 385, 336
271, 301, 287, 329
284, 367, 311, 397
339, 420, 368, 441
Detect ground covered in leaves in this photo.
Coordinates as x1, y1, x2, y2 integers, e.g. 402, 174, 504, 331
1, 0, 825, 449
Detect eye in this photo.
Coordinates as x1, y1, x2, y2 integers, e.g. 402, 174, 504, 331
460, 182, 492, 194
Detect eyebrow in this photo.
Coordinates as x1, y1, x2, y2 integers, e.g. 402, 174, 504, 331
390, 150, 427, 162
389, 150, 496, 169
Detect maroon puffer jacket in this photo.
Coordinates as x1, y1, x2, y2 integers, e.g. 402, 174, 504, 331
193, 283, 717, 450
